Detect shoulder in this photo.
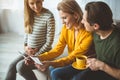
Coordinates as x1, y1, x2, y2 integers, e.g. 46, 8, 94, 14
61, 25, 67, 31
42, 8, 54, 17
80, 28, 93, 36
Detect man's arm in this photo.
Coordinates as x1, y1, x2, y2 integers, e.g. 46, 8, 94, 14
87, 58, 120, 80
101, 63, 120, 80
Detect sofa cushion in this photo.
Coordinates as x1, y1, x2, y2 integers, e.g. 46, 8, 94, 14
116, 21, 120, 27
114, 20, 120, 27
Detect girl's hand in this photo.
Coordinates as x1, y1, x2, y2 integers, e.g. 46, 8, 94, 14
24, 57, 34, 65
35, 61, 52, 72
24, 46, 37, 56
35, 64, 45, 72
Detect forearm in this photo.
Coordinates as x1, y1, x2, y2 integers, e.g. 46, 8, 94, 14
100, 63, 120, 80
49, 61, 62, 68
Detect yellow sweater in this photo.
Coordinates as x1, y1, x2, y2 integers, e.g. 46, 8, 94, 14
38, 25, 93, 67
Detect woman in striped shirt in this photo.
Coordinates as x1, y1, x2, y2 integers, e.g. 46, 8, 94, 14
5, 0, 55, 80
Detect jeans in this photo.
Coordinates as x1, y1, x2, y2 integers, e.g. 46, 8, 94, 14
72, 68, 117, 80
50, 65, 82, 80
50, 65, 117, 80
5, 55, 37, 80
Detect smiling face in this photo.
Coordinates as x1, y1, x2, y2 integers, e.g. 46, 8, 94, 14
28, 0, 43, 15
59, 10, 76, 29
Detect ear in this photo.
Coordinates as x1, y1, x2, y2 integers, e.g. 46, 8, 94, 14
93, 23, 100, 30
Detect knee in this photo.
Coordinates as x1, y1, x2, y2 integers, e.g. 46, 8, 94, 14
16, 60, 26, 74
8, 61, 16, 70
50, 68, 61, 79
72, 76, 78, 80
50, 70, 56, 78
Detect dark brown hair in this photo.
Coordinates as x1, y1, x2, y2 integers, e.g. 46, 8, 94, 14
85, 1, 113, 30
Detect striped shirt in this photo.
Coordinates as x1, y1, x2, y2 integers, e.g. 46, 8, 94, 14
24, 8, 55, 55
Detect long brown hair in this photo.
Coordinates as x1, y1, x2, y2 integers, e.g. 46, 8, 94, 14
57, 0, 83, 28
24, 0, 34, 34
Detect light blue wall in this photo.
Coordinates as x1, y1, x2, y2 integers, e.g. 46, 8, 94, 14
43, 0, 62, 35
45, 0, 120, 35
76, 0, 120, 20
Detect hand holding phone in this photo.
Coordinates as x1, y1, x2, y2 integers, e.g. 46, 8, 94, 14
30, 56, 43, 65
18, 51, 42, 65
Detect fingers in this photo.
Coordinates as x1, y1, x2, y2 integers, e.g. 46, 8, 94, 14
86, 58, 99, 71
25, 47, 37, 56
35, 61, 51, 72
24, 57, 34, 65
35, 63, 46, 72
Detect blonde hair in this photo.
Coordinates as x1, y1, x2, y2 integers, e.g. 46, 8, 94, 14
57, 0, 83, 27
24, 0, 34, 34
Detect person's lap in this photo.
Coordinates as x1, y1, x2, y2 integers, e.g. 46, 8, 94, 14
50, 65, 117, 80
50, 65, 83, 80
5, 55, 24, 80
72, 68, 117, 80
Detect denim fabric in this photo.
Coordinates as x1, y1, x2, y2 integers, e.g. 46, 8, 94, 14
49, 65, 82, 80
5, 56, 24, 80
72, 68, 117, 80
49, 65, 117, 80
16, 60, 37, 80
5, 55, 37, 80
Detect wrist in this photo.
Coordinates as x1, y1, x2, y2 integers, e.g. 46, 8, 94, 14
99, 62, 105, 71
50, 61, 55, 66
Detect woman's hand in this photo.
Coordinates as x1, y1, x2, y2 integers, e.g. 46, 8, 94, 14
24, 56, 34, 65
35, 61, 53, 72
24, 46, 39, 56
87, 58, 105, 71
